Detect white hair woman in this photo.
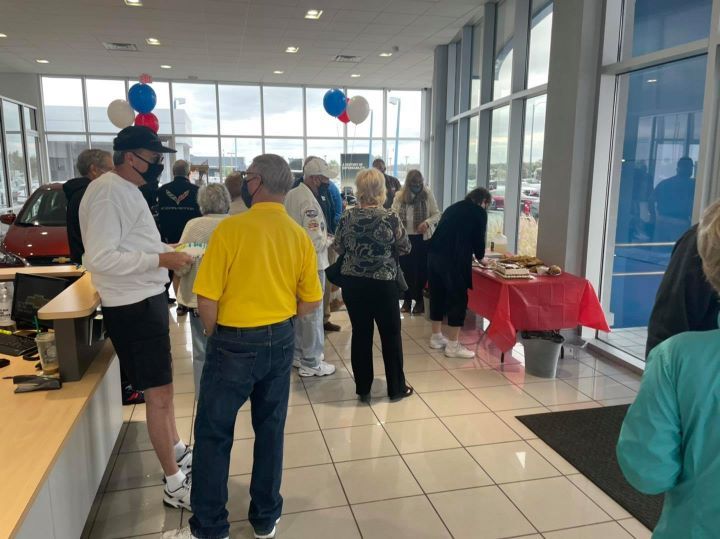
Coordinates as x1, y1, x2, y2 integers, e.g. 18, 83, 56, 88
174, 183, 232, 397
617, 200, 720, 538
332, 168, 413, 401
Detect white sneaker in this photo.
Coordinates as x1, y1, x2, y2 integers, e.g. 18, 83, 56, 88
298, 361, 336, 377
163, 473, 192, 510
177, 446, 192, 475
161, 527, 227, 539
444, 342, 476, 359
255, 518, 281, 539
429, 334, 449, 349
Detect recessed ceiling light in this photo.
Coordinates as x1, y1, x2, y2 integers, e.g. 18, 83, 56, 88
146, 37, 161, 46
305, 9, 323, 19
273, 70, 285, 74
379, 52, 393, 57
646, 78, 657, 83
35, 59, 49, 64
161, 64, 172, 69
0, 33, 7, 38
285, 46, 299, 54
124, 0, 142, 6
351, 73, 361, 78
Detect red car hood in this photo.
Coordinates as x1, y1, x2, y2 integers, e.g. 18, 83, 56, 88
2, 225, 69, 259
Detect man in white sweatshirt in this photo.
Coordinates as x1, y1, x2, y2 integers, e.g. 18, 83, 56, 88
284, 157, 336, 377
79, 126, 194, 510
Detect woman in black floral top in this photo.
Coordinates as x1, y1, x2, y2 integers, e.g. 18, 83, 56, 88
333, 168, 412, 401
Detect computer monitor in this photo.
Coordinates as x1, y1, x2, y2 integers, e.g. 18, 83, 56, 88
11, 274, 73, 330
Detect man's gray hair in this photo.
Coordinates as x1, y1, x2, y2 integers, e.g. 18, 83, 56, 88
198, 183, 231, 215
250, 154, 293, 195
113, 150, 137, 166
224, 172, 244, 201
77, 149, 111, 176
173, 159, 191, 178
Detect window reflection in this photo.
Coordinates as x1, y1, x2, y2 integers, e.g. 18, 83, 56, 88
605, 55, 706, 350
628, 0, 711, 58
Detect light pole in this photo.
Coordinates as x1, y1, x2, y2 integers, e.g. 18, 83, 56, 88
368, 109, 374, 166
389, 97, 401, 178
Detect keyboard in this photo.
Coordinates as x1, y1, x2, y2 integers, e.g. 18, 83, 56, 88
0, 333, 38, 356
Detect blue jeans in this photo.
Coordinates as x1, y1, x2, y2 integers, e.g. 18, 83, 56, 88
294, 270, 325, 368
189, 319, 295, 539
189, 312, 207, 399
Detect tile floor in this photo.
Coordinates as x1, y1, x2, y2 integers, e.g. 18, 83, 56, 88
83, 309, 652, 539
598, 328, 648, 361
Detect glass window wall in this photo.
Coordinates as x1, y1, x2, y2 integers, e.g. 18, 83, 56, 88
626, 0, 712, 58
494, 0, 516, 99
519, 95, 546, 256
489, 106, 511, 239
527, 0, 553, 88
41, 78, 426, 196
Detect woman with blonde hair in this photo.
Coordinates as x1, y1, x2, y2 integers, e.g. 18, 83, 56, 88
392, 169, 441, 314
617, 199, 720, 538
333, 168, 413, 401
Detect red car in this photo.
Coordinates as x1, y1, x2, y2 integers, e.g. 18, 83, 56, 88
0, 184, 71, 267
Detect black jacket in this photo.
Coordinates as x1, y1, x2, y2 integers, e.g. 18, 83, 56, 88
383, 173, 401, 209
646, 224, 720, 356
429, 199, 487, 289
157, 176, 201, 244
63, 176, 91, 264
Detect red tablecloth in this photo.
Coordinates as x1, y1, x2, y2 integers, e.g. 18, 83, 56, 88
467, 268, 610, 352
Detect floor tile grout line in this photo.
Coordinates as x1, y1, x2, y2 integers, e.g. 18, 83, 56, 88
306, 362, 370, 539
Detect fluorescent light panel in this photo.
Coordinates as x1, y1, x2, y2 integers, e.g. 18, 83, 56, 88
146, 37, 161, 45
273, 70, 284, 74
305, 9, 323, 19
379, 52, 393, 57
124, 0, 142, 6
36, 59, 49, 63
286, 46, 299, 53
161, 64, 172, 69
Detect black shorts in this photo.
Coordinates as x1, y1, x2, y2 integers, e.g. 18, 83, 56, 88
102, 293, 172, 391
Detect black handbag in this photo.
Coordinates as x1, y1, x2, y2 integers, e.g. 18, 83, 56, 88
325, 253, 345, 287
395, 255, 408, 296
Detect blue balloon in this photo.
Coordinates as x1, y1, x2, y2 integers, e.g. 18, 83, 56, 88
128, 83, 157, 114
323, 88, 347, 117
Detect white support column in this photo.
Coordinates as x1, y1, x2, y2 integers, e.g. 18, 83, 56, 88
535, 0, 605, 275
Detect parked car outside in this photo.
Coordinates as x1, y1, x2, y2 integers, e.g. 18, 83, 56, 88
0, 184, 71, 267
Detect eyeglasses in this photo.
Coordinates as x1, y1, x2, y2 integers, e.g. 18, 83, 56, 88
241, 170, 262, 182
132, 152, 164, 165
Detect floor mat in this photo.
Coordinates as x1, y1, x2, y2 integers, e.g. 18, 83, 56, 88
517, 405, 663, 530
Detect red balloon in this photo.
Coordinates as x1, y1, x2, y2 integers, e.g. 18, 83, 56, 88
338, 110, 350, 123
135, 112, 159, 133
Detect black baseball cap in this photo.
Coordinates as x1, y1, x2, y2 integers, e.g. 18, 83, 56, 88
113, 126, 177, 153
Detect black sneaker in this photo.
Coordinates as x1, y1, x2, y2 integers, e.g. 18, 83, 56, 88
122, 385, 145, 405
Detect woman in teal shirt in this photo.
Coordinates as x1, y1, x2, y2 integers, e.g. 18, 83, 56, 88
617, 200, 720, 538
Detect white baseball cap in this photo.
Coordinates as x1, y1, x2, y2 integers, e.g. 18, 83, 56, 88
304, 157, 331, 178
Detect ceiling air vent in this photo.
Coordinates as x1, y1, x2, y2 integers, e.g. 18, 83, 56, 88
334, 55, 361, 63
103, 42, 139, 52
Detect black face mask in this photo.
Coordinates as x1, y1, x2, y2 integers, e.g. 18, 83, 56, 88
131, 153, 164, 184
241, 178, 262, 208
409, 185, 423, 195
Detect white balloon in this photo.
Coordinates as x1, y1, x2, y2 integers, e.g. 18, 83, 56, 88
107, 99, 135, 129
347, 96, 370, 125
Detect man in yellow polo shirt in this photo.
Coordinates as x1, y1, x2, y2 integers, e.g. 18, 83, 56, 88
189, 154, 323, 539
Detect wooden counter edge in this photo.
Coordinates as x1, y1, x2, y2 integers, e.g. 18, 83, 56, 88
37, 272, 100, 320
4, 341, 117, 539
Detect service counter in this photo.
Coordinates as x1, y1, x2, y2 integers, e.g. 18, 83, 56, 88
0, 266, 122, 538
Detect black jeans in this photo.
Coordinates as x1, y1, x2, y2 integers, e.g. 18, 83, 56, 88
189, 320, 294, 539
428, 253, 468, 327
399, 234, 429, 303
342, 276, 406, 398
